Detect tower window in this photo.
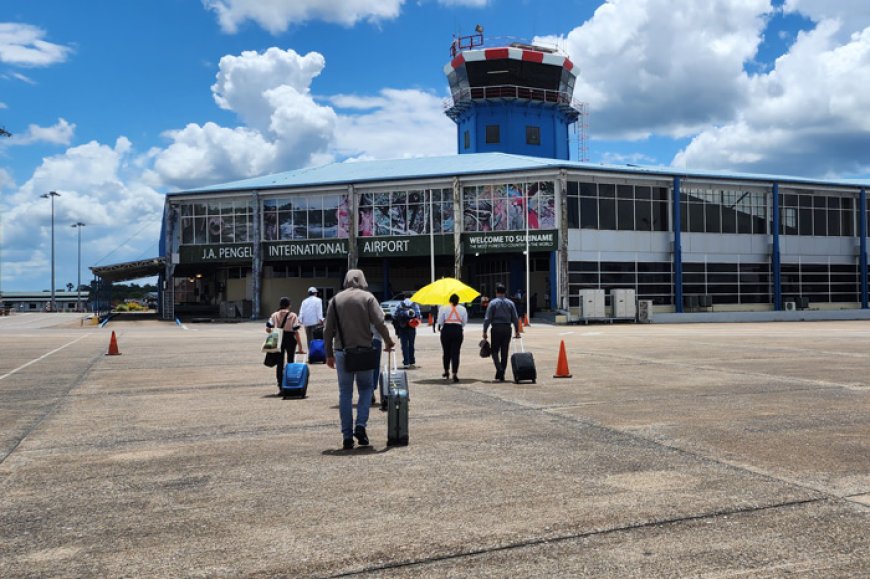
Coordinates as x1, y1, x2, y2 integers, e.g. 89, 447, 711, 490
464, 130, 470, 149
526, 126, 541, 145
485, 124, 500, 144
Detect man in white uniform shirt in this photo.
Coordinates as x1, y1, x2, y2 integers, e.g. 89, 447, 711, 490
298, 287, 324, 348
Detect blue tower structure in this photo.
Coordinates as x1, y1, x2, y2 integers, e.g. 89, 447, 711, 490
445, 31, 581, 160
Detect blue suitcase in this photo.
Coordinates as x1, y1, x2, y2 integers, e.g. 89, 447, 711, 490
308, 339, 326, 364
281, 354, 309, 398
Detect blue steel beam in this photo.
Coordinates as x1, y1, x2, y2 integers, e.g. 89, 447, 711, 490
772, 183, 782, 310
673, 177, 683, 313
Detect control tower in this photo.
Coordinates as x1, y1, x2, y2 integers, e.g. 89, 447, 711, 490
444, 28, 581, 160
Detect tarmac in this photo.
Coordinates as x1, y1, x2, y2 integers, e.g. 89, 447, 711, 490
0, 312, 867, 577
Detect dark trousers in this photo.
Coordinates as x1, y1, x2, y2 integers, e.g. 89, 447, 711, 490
276, 332, 297, 384
397, 327, 416, 366
439, 324, 463, 374
490, 324, 512, 379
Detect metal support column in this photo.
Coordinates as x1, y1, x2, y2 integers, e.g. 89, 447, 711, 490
557, 170, 569, 310
251, 191, 262, 319
860, 188, 868, 308
453, 176, 463, 279
672, 177, 683, 313
772, 183, 782, 311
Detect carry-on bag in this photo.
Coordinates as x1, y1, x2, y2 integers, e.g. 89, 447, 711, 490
510, 336, 537, 384
308, 339, 326, 363
281, 353, 309, 398
384, 351, 409, 446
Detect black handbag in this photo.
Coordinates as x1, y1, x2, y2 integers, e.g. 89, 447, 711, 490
479, 338, 492, 358
263, 351, 282, 367
335, 302, 379, 372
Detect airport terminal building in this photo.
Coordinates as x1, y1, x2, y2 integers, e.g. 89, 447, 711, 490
158, 35, 870, 320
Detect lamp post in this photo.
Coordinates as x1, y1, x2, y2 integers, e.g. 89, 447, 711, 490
41, 191, 61, 312
72, 222, 86, 312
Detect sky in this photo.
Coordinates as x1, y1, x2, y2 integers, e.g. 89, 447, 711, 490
2, 0, 870, 292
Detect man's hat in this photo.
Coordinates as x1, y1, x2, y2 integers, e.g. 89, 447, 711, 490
308, 287, 318, 294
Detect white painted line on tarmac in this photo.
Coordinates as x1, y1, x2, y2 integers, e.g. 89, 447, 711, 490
0, 333, 91, 382
582, 332, 602, 336
559, 331, 576, 336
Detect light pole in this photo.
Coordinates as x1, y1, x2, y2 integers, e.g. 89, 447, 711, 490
41, 191, 61, 312
72, 222, 86, 312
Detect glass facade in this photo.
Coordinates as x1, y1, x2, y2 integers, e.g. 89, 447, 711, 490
263, 193, 349, 241
779, 189, 854, 237
463, 181, 556, 232
782, 263, 859, 303
569, 261, 673, 306
567, 180, 669, 231
680, 186, 769, 234
180, 199, 254, 245
357, 188, 453, 236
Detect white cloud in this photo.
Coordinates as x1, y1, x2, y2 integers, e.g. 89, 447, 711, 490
0, 22, 72, 67
203, 0, 404, 34
2, 118, 75, 146
331, 88, 455, 161
536, 0, 771, 140
783, 0, 870, 35
2, 138, 164, 289
674, 19, 870, 177
438, 0, 489, 6
151, 47, 338, 188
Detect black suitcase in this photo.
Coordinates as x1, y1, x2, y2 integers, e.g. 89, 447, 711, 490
510, 338, 536, 384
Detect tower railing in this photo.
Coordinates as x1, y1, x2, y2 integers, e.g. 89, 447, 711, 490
443, 84, 583, 118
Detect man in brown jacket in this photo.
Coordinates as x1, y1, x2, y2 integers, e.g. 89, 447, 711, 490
324, 269, 395, 450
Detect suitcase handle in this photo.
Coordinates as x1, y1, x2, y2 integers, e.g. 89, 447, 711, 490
512, 335, 524, 354
385, 347, 398, 373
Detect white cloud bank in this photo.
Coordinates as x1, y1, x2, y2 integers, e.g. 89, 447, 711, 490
2, 118, 75, 146
0, 22, 72, 67
203, 0, 405, 34
537, 0, 870, 177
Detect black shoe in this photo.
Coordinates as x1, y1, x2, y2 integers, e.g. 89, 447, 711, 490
452, 374, 459, 383
343, 438, 354, 450
354, 425, 370, 447
442, 371, 449, 379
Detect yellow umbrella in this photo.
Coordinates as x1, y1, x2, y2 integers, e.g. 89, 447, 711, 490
410, 277, 480, 306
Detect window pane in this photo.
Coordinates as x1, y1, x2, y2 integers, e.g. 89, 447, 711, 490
599, 198, 616, 229
635, 199, 652, 231
580, 197, 598, 229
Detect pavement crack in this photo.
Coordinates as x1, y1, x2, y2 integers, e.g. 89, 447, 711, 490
324, 497, 826, 578
0, 348, 104, 470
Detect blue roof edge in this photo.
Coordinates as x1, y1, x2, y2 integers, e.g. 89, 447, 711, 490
166, 152, 870, 197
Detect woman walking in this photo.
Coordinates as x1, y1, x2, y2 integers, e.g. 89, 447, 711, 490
437, 293, 468, 383
266, 297, 300, 392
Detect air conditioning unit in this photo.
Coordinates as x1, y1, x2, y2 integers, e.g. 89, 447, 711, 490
784, 301, 796, 311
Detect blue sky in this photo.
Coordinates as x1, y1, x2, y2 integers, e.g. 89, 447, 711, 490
2, 0, 870, 292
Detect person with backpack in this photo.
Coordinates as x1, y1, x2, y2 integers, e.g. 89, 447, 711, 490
265, 297, 301, 390
393, 298, 421, 369
437, 293, 468, 382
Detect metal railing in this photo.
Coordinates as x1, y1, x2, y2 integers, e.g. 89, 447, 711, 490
444, 84, 583, 116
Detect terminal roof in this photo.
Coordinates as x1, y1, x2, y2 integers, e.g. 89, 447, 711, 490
170, 152, 870, 197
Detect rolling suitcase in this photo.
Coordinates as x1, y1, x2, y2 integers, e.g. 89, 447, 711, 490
510, 337, 537, 384
281, 353, 309, 398
384, 351, 409, 446
308, 339, 326, 363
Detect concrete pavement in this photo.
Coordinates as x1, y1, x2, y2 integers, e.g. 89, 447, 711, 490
0, 313, 867, 576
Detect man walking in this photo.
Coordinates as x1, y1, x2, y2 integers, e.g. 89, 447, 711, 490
482, 283, 521, 382
298, 286, 324, 348
393, 298, 421, 369
324, 270, 395, 450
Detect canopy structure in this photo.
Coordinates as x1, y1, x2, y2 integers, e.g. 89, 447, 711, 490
90, 257, 164, 283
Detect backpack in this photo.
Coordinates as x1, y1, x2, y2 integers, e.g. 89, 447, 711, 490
394, 305, 415, 328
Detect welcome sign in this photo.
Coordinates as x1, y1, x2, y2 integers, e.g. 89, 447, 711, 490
463, 230, 558, 254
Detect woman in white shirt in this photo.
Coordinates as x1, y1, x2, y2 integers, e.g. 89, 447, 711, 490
437, 293, 468, 383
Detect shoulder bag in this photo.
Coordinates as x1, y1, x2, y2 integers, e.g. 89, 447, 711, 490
263, 312, 289, 366
335, 301, 380, 372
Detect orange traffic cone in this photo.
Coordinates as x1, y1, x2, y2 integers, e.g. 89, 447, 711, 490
518, 316, 524, 333
553, 339, 572, 378
106, 331, 122, 356
524, 314, 530, 326
428, 313, 434, 326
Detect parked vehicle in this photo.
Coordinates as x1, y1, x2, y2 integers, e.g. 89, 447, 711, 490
380, 291, 416, 319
